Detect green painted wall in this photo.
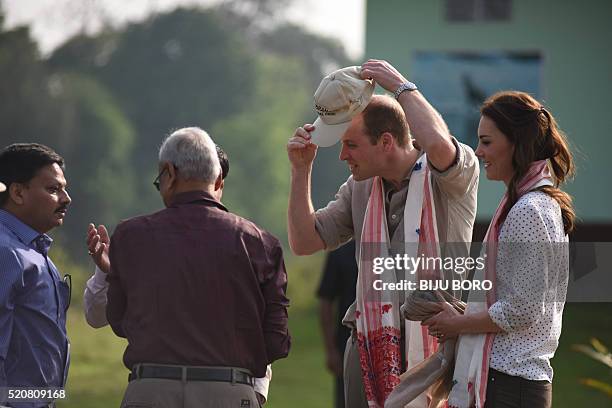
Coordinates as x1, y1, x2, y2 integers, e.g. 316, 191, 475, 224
365, 0, 612, 222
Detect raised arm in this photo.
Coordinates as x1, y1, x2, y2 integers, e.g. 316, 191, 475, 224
84, 223, 111, 328
287, 124, 325, 255
360, 59, 456, 171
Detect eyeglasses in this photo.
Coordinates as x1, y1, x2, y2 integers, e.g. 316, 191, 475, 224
153, 167, 168, 191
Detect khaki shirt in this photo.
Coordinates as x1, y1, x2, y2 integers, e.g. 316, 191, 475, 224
314, 139, 479, 325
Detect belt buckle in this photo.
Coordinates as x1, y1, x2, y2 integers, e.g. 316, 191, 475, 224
181, 366, 187, 383
130, 363, 142, 381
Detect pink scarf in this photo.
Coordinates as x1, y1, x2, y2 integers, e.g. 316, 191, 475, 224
448, 160, 552, 408
356, 157, 441, 407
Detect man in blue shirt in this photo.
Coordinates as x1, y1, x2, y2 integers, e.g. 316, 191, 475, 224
0, 144, 71, 408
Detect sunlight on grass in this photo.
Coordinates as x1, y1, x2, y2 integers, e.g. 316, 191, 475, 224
58, 261, 611, 408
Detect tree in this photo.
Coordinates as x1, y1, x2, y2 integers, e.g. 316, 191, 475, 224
0, 24, 58, 148
41, 4, 355, 247
212, 53, 310, 240
50, 7, 259, 212
258, 22, 352, 90
0, 17, 137, 261
45, 72, 136, 262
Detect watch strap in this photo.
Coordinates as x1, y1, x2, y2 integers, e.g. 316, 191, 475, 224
393, 81, 418, 100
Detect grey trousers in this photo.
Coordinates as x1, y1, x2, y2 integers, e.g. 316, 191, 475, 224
121, 378, 260, 408
343, 333, 368, 408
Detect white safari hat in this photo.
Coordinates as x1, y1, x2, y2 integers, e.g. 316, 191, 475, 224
0, 182, 5, 193
311, 66, 374, 147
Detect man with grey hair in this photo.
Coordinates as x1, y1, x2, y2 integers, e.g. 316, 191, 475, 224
105, 127, 291, 408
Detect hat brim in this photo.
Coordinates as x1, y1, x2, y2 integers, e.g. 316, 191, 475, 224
310, 117, 350, 147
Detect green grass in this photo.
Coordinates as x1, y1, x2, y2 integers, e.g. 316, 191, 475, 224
58, 253, 337, 408
60, 311, 128, 408
57, 253, 612, 408
549, 303, 612, 407
265, 310, 334, 407
58, 308, 334, 408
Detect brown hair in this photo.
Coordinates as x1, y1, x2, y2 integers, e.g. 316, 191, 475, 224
481, 91, 575, 234
361, 95, 410, 147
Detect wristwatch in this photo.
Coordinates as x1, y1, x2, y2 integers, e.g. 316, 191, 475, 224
393, 81, 418, 100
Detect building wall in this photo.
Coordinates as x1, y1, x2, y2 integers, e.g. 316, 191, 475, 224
365, 0, 612, 222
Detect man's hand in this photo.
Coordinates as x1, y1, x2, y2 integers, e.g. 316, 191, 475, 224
362, 59, 457, 171
287, 124, 318, 170
325, 347, 343, 377
87, 223, 110, 273
360, 59, 407, 94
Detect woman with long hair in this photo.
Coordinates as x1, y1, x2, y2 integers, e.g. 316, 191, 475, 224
423, 91, 574, 408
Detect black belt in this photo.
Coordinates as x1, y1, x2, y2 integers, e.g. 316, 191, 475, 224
129, 364, 254, 386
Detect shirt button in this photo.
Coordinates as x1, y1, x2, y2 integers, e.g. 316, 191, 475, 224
391, 214, 397, 220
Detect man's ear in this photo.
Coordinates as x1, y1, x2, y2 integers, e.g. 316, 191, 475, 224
214, 174, 224, 191
9, 183, 26, 205
166, 164, 178, 189
380, 132, 395, 152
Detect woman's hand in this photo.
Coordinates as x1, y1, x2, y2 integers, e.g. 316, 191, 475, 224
422, 302, 463, 342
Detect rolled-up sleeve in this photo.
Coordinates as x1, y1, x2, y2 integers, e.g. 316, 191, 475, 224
314, 177, 354, 250
487, 203, 552, 332
260, 237, 291, 362
429, 138, 479, 199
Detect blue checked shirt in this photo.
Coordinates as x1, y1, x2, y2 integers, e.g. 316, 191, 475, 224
0, 210, 70, 407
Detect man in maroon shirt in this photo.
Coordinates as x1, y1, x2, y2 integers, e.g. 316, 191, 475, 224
106, 127, 291, 408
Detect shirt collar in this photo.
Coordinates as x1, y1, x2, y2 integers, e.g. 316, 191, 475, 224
383, 150, 426, 192
169, 190, 228, 212
0, 209, 52, 250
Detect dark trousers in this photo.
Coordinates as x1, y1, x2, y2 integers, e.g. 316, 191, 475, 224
334, 375, 345, 408
484, 368, 552, 408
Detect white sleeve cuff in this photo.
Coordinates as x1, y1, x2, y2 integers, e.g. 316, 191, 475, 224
83, 266, 110, 328
253, 364, 272, 401
86, 266, 109, 294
